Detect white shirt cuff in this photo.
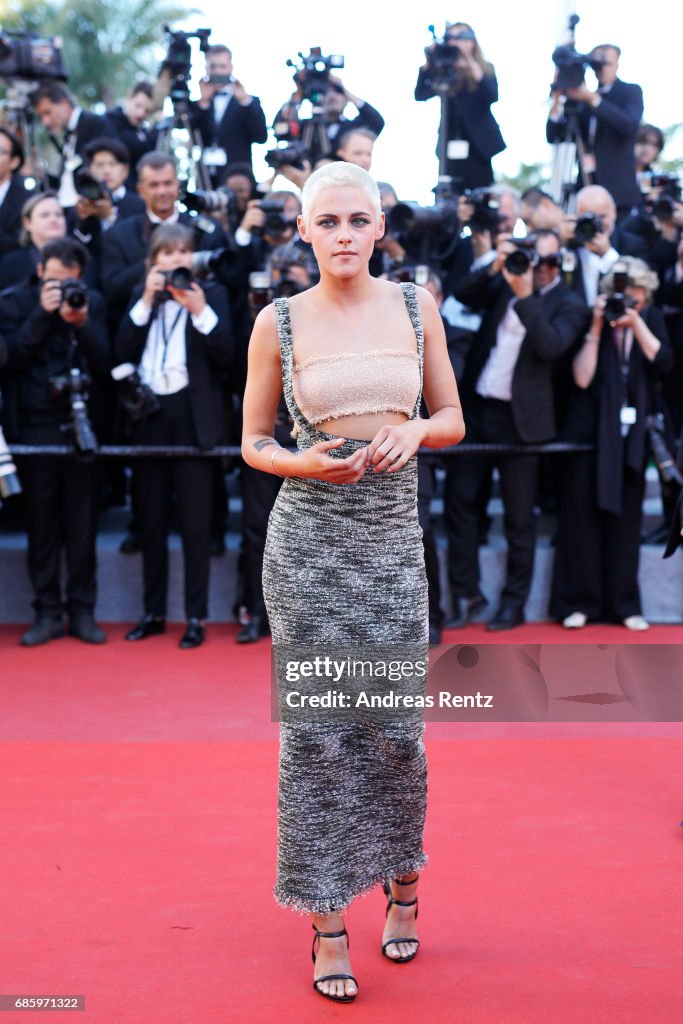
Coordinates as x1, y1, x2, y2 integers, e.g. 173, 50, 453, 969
191, 304, 218, 335
675, 263, 683, 284
130, 298, 152, 326
234, 226, 252, 247
599, 248, 620, 273
471, 250, 497, 271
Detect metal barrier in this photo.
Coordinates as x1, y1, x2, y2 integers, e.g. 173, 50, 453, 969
8, 443, 596, 458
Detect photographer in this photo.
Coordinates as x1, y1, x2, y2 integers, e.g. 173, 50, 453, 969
561, 184, 623, 306
191, 43, 267, 181
0, 191, 66, 291
415, 22, 505, 190
32, 82, 118, 209
274, 72, 384, 171
550, 257, 672, 629
102, 151, 228, 327
115, 224, 232, 649
446, 230, 591, 630
106, 81, 159, 186
0, 238, 110, 646
0, 128, 34, 259
547, 44, 643, 217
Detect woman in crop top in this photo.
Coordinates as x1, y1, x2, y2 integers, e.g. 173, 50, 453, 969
241, 162, 464, 1004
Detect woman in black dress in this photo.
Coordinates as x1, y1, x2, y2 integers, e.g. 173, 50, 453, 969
550, 257, 672, 629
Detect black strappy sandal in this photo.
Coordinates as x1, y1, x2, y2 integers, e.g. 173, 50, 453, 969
381, 874, 420, 963
311, 924, 359, 1003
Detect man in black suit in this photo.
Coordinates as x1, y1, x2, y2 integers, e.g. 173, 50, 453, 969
191, 43, 267, 182
105, 81, 158, 187
546, 44, 643, 217
446, 231, 591, 629
0, 238, 110, 646
33, 82, 118, 209
0, 128, 34, 258
101, 151, 227, 326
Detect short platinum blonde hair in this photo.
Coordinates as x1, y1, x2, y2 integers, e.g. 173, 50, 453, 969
603, 256, 659, 302
300, 161, 381, 225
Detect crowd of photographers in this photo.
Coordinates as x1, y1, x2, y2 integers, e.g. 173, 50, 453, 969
0, 25, 682, 648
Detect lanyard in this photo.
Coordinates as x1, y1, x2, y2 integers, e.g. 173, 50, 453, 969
157, 302, 185, 372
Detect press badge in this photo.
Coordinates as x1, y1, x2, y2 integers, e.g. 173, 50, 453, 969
620, 406, 637, 426
203, 146, 227, 167
447, 140, 470, 160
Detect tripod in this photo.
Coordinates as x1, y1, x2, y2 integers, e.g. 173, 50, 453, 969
549, 98, 594, 213
0, 80, 50, 189
156, 78, 211, 191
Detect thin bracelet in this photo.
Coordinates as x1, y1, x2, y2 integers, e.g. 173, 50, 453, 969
270, 446, 285, 478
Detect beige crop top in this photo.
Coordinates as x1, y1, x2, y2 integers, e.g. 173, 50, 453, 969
292, 348, 420, 426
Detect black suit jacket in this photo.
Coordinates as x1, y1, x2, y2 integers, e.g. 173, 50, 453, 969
105, 107, 157, 182
114, 283, 233, 449
0, 176, 34, 258
546, 79, 643, 209
191, 95, 267, 170
0, 279, 110, 439
415, 69, 505, 162
454, 270, 591, 442
101, 211, 227, 320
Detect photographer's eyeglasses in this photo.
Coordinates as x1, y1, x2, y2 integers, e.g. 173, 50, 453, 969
535, 255, 562, 269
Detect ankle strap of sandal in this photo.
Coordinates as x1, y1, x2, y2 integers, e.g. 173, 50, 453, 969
312, 926, 347, 939
394, 874, 419, 885
388, 896, 418, 907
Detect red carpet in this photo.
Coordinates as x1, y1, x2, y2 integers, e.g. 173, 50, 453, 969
2, 625, 683, 1022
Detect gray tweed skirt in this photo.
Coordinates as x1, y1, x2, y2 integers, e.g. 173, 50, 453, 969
262, 430, 429, 914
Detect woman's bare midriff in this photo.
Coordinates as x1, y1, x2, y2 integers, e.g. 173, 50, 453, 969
316, 410, 410, 442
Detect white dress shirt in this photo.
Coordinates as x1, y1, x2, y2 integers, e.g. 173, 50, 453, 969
578, 245, 620, 307
130, 297, 218, 395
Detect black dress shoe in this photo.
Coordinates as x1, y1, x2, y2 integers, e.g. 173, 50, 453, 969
486, 603, 525, 632
236, 613, 270, 644
126, 615, 166, 641
119, 532, 141, 554
446, 595, 488, 629
429, 623, 442, 645
20, 614, 65, 647
68, 614, 107, 644
179, 618, 205, 649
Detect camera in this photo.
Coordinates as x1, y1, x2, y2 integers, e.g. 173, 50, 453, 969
286, 46, 344, 104
551, 43, 605, 92
572, 212, 603, 245
646, 413, 683, 486
74, 169, 108, 203
160, 267, 195, 291
603, 263, 634, 322
0, 421, 21, 506
641, 173, 681, 221
257, 200, 295, 240
388, 264, 431, 287
191, 248, 235, 282
265, 141, 310, 171
504, 237, 537, 275
160, 24, 211, 112
111, 363, 161, 424
423, 24, 475, 93
181, 186, 237, 217
462, 188, 504, 234
59, 278, 88, 310
0, 30, 68, 82
48, 367, 97, 454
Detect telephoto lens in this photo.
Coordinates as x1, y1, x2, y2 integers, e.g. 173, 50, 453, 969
0, 424, 22, 502
60, 278, 88, 309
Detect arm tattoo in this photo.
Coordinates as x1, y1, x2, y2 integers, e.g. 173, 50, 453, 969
254, 437, 279, 452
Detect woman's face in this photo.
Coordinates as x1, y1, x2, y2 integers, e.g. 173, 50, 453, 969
635, 136, 661, 170
297, 186, 384, 278
446, 23, 475, 57
24, 198, 66, 248
626, 285, 648, 312
152, 245, 193, 271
